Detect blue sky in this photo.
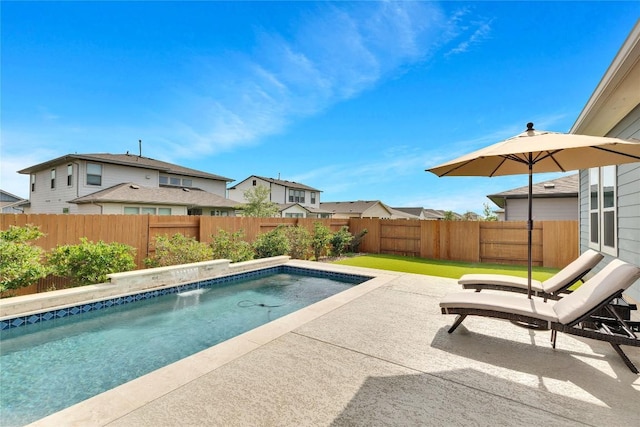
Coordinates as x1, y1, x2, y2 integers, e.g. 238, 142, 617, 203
2, 1, 639, 214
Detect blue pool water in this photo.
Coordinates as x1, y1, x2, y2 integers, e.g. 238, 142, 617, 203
0, 266, 368, 426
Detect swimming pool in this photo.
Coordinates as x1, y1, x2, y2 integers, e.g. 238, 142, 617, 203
0, 265, 370, 426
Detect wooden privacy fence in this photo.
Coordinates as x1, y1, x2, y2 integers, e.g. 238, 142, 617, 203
1, 214, 578, 295
349, 218, 578, 268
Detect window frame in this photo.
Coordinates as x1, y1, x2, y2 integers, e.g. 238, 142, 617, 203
50, 169, 56, 189
67, 164, 73, 186
588, 166, 617, 256
86, 163, 102, 186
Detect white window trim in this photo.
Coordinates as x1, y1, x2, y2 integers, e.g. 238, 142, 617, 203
588, 166, 617, 257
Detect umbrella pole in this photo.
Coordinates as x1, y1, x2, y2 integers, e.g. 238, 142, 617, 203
527, 159, 533, 299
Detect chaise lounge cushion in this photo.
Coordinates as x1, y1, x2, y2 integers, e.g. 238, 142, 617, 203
552, 259, 640, 324
440, 291, 559, 323
458, 249, 604, 295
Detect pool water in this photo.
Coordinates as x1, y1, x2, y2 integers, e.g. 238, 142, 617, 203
0, 270, 364, 426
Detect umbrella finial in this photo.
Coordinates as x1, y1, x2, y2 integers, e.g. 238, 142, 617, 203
526, 122, 534, 131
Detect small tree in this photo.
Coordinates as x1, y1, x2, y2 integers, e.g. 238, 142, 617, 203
238, 185, 279, 217
144, 233, 213, 267
0, 225, 48, 294
210, 229, 254, 262
483, 203, 498, 221
329, 226, 353, 257
253, 226, 290, 258
311, 222, 332, 260
283, 225, 312, 259
48, 238, 136, 287
443, 211, 457, 221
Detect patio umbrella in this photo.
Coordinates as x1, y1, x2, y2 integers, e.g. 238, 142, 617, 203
426, 122, 640, 298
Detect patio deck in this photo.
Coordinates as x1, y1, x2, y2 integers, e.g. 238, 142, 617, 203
29, 260, 639, 426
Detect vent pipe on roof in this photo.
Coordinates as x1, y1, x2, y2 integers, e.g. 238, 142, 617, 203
139, 140, 142, 157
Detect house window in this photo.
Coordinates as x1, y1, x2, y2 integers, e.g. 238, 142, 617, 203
160, 175, 192, 187
67, 164, 73, 186
62, 207, 69, 214
50, 169, 56, 189
588, 166, 617, 256
289, 189, 305, 203
310, 192, 316, 204
141, 207, 156, 215
211, 210, 228, 216
285, 213, 304, 218
87, 163, 102, 186
188, 208, 203, 216
158, 208, 172, 215
31, 174, 36, 192
252, 179, 257, 186
124, 207, 140, 214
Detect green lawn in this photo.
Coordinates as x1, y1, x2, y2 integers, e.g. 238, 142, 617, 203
332, 253, 559, 281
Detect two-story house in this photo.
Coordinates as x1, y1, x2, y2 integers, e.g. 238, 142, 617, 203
17, 153, 239, 215
227, 175, 331, 218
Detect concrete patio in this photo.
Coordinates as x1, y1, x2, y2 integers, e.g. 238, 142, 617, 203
30, 261, 639, 427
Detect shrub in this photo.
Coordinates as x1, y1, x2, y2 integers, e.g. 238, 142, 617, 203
0, 225, 48, 294
144, 233, 213, 268
283, 225, 312, 259
48, 238, 136, 287
210, 229, 254, 262
253, 226, 290, 258
329, 226, 353, 257
311, 222, 332, 260
349, 228, 368, 252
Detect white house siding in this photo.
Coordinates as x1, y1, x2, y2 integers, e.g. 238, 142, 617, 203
228, 177, 319, 209
579, 106, 640, 303
27, 164, 81, 213
504, 198, 578, 221
362, 204, 393, 219
281, 205, 308, 218
228, 177, 272, 202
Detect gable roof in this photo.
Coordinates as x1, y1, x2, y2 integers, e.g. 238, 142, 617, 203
229, 175, 320, 192
487, 174, 578, 208
18, 153, 233, 182
320, 200, 393, 215
70, 183, 240, 208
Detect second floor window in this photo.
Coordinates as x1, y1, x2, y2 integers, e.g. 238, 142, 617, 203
31, 174, 36, 192
50, 169, 56, 189
310, 192, 316, 204
289, 189, 305, 203
67, 164, 73, 186
160, 175, 192, 187
87, 163, 102, 186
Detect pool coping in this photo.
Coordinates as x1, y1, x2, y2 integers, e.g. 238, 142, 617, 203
23, 260, 399, 426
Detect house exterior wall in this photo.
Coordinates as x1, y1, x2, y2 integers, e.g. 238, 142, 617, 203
579, 106, 640, 303
228, 176, 320, 209
362, 204, 393, 218
504, 198, 578, 221
281, 205, 308, 218
25, 159, 229, 214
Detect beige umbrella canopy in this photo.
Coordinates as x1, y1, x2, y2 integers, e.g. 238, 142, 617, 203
427, 122, 640, 298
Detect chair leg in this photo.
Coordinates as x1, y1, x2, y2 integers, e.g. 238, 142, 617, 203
448, 314, 467, 333
551, 330, 557, 349
610, 343, 639, 374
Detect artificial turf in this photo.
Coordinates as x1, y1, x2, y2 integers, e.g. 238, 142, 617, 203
332, 253, 559, 281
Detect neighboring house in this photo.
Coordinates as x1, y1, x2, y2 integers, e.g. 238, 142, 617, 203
0, 189, 28, 213
228, 175, 331, 218
487, 174, 579, 221
320, 200, 413, 219
17, 153, 238, 215
572, 21, 640, 303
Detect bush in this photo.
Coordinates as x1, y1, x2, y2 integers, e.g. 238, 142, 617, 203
210, 229, 254, 263
0, 225, 48, 294
144, 233, 213, 268
349, 229, 368, 252
283, 225, 312, 259
311, 222, 332, 260
330, 226, 353, 257
48, 238, 136, 287
253, 226, 290, 258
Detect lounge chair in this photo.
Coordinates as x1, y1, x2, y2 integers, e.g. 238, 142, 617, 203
441, 259, 640, 373
458, 249, 604, 300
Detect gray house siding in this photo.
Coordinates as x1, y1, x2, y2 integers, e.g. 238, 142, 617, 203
579, 105, 640, 303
